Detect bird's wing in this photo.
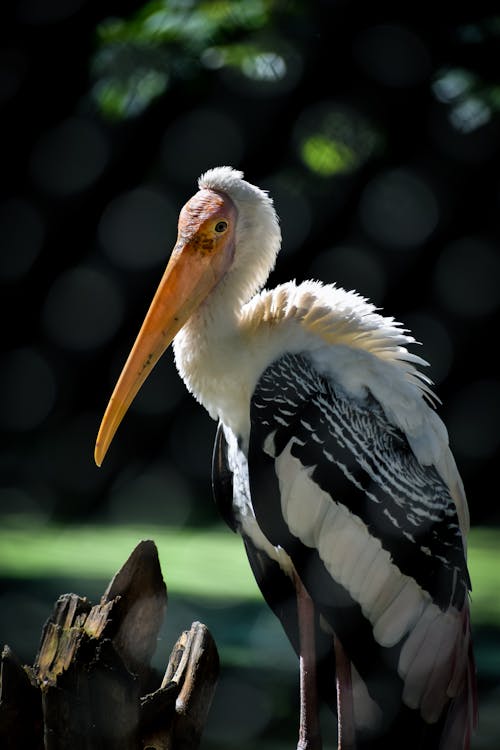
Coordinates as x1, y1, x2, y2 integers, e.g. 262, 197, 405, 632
212, 420, 339, 714
247, 351, 476, 747
212, 421, 239, 533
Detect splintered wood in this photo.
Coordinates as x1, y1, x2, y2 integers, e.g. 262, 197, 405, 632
0, 540, 219, 749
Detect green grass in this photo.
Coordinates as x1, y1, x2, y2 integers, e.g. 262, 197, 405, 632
0, 517, 261, 600
466, 526, 500, 627
0, 517, 498, 625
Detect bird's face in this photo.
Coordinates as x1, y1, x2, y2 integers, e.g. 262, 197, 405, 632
94, 188, 237, 466
177, 188, 237, 267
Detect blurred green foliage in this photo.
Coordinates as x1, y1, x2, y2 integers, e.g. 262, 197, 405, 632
91, 0, 286, 119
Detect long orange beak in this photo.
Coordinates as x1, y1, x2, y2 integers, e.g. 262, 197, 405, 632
94, 188, 236, 466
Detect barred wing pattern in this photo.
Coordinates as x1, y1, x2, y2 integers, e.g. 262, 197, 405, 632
244, 352, 474, 748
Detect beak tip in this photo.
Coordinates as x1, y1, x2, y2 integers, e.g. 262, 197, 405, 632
94, 443, 104, 468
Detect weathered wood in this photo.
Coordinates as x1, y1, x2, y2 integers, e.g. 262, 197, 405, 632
41, 639, 140, 750
141, 621, 219, 750
0, 540, 219, 749
35, 595, 93, 685
102, 539, 167, 686
166, 621, 220, 750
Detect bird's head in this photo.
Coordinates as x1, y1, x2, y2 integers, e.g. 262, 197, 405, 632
94, 166, 281, 466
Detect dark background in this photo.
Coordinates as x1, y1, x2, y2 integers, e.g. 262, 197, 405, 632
1, 1, 500, 747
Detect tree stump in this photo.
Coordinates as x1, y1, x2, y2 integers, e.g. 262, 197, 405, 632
0, 540, 219, 749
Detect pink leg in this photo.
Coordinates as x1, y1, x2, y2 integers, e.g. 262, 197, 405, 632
334, 635, 356, 750
293, 570, 322, 750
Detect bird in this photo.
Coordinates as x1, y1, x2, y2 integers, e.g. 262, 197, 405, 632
95, 166, 477, 750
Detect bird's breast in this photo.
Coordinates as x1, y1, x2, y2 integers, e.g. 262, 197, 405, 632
173, 322, 256, 440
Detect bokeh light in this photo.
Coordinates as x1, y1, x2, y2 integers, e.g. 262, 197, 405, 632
432, 67, 500, 135
42, 266, 124, 351
0, 348, 56, 432
207, 37, 303, 97
98, 186, 176, 270
30, 117, 109, 196
433, 237, 500, 317
242, 51, 286, 82
450, 96, 492, 133
0, 197, 45, 280
429, 100, 500, 163
92, 65, 169, 121
432, 68, 475, 105
359, 168, 439, 249
294, 101, 380, 177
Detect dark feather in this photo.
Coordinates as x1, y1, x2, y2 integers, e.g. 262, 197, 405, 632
211, 351, 476, 748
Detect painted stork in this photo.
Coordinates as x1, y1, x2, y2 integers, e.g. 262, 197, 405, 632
95, 167, 477, 750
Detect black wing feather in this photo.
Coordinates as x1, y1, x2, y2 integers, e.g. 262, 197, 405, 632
212, 352, 473, 749
212, 421, 238, 533
247, 352, 473, 748
250, 352, 469, 610
212, 420, 337, 713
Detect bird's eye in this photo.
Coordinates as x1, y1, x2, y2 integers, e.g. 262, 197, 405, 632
215, 220, 228, 233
